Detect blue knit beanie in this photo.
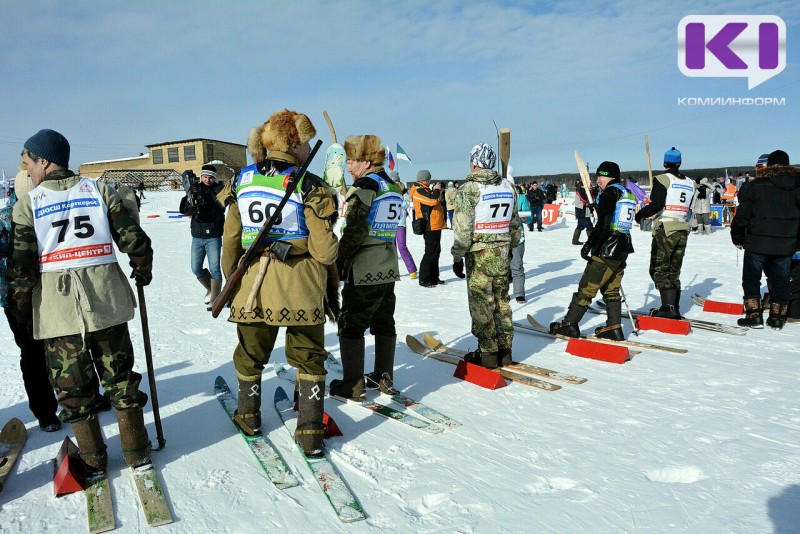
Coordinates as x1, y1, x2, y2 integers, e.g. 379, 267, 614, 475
664, 147, 681, 165
24, 129, 70, 168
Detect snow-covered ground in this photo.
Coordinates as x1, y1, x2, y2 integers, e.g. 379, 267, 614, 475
1, 191, 798, 533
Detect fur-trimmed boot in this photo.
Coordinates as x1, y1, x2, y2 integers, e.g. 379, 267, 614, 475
116, 408, 152, 468
737, 296, 764, 328
295, 373, 326, 458
595, 299, 624, 340
650, 288, 681, 319
71, 415, 108, 475
234, 375, 262, 436
207, 278, 222, 311
549, 303, 587, 338
365, 335, 398, 394
766, 302, 789, 331
198, 273, 212, 304
329, 337, 366, 400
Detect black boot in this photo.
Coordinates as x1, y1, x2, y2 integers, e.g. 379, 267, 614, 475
463, 349, 498, 369
234, 375, 262, 436
766, 302, 788, 330
364, 335, 398, 394
650, 288, 680, 319
737, 296, 764, 328
497, 347, 512, 367
549, 303, 587, 338
595, 324, 625, 340
295, 373, 326, 458
572, 228, 583, 245
329, 337, 366, 400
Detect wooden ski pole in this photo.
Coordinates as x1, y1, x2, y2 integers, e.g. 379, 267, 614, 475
620, 286, 640, 336
645, 134, 654, 187
137, 285, 166, 451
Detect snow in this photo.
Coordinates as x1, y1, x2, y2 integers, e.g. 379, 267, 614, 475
1, 191, 799, 533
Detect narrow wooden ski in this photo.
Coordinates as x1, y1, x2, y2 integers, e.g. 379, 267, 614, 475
130, 463, 173, 527
273, 387, 366, 523
526, 315, 687, 354
272, 363, 443, 434
0, 417, 26, 492
214, 376, 299, 489
406, 335, 561, 391
86, 473, 115, 534
421, 332, 587, 384
593, 301, 747, 335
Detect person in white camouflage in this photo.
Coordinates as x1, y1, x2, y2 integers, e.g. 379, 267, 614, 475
451, 143, 521, 368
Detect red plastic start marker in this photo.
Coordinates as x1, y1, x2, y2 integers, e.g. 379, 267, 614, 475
636, 316, 692, 335
565, 338, 630, 364
453, 360, 507, 390
702, 299, 744, 315
53, 436, 85, 496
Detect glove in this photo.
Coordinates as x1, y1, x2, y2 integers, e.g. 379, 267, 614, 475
129, 258, 152, 287
580, 243, 593, 262
634, 210, 645, 223
453, 259, 465, 279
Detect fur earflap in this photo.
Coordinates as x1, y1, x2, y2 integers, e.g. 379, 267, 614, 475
248, 109, 316, 161
344, 135, 385, 165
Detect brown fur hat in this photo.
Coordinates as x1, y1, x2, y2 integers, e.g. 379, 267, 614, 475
247, 109, 316, 161
344, 135, 385, 165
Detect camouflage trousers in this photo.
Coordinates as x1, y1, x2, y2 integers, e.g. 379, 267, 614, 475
466, 246, 513, 353
44, 322, 147, 423
571, 257, 626, 308
233, 322, 327, 379
649, 226, 689, 290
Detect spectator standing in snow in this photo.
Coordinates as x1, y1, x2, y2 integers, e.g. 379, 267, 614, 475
331, 135, 402, 399
511, 183, 531, 303
1, 162, 61, 432
137, 180, 145, 200
445, 181, 457, 228
731, 150, 800, 330
410, 170, 447, 287
220, 109, 338, 457
179, 164, 225, 310
525, 181, 545, 231
451, 143, 521, 368
551, 161, 635, 341
691, 177, 713, 235
634, 147, 696, 318
10, 129, 154, 474
545, 180, 557, 204
390, 171, 417, 280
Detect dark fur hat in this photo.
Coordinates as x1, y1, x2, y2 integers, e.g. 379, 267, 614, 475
344, 135, 385, 165
248, 109, 316, 161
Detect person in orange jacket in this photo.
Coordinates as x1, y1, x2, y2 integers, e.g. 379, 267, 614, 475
410, 170, 447, 287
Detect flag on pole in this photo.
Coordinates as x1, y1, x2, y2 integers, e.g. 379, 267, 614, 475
396, 143, 411, 163
386, 147, 396, 171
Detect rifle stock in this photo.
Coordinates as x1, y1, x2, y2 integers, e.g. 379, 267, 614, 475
211, 139, 323, 318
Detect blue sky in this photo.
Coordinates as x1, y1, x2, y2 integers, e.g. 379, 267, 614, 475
1, 0, 798, 181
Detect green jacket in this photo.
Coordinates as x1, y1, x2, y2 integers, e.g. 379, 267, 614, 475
10, 169, 152, 339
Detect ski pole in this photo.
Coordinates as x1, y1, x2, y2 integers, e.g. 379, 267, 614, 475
620, 286, 640, 336
137, 285, 166, 451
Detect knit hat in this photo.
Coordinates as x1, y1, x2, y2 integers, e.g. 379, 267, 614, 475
201, 164, 217, 179
664, 147, 681, 165
247, 109, 316, 162
24, 129, 70, 168
470, 143, 496, 169
344, 135, 385, 165
767, 149, 790, 166
416, 170, 432, 182
596, 161, 621, 180
388, 170, 400, 181
14, 168, 35, 197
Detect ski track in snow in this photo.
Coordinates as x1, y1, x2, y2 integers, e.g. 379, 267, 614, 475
1, 191, 799, 533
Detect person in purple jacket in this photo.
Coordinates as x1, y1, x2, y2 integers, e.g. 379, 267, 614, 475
391, 171, 417, 279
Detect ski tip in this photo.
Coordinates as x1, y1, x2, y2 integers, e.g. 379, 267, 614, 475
274, 386, 289, 404
214, 376, 227, 390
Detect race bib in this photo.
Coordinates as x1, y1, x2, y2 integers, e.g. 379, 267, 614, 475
661, 175, 695, 221
474, 182, 514, 234
364, 174, 402, 241
610, 184, 637, 234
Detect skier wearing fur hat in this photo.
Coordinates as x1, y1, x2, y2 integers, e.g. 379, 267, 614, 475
635, 147, 696, 318
220, 109, 339, 458
451, 143, 521, 368
330, 135, 402, 399
550, 161, 635, 340
10, 129, 154, 474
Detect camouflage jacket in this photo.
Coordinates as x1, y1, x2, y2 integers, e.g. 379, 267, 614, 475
10, 169, 152, 339
451, 169, 521, 261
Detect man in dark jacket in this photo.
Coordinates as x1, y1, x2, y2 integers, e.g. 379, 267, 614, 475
551, 161, 635, 340
525, 182, 545, 231
180, 164, 225, 310
731, 150, 800, 330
